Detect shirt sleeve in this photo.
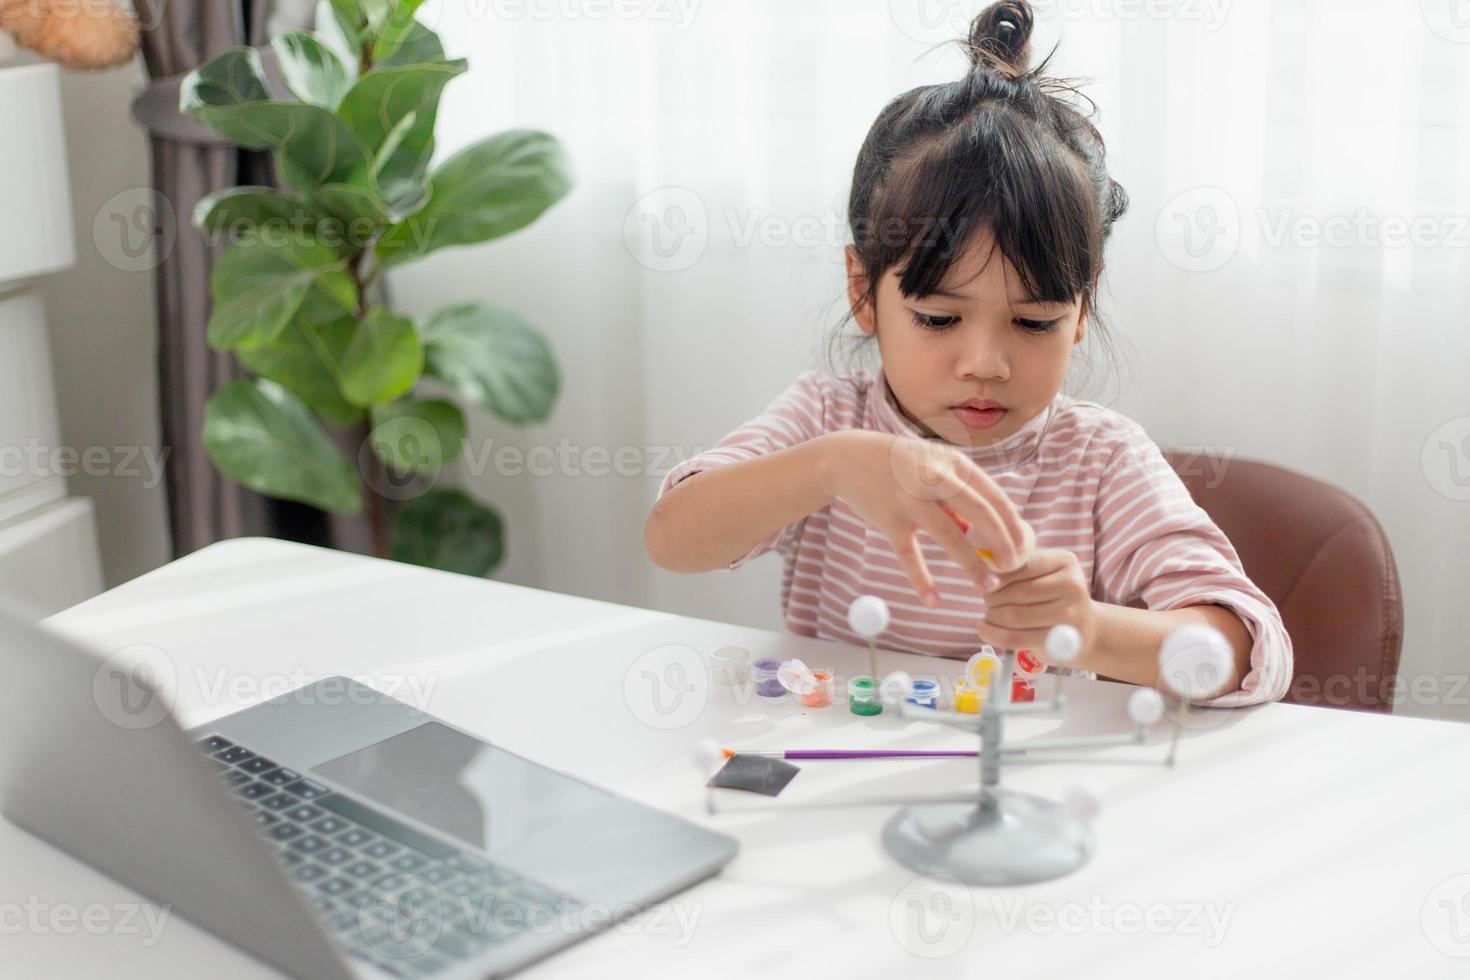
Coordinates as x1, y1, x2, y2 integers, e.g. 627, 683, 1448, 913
1091, 427, 1294, 707
655, 370, 829, 571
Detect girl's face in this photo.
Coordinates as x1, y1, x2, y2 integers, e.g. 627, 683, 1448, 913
846, 229, 1088, 447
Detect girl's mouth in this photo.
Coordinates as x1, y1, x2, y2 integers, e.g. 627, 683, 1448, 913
951, 406, 1007, 429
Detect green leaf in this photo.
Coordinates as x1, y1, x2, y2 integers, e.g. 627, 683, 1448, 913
180, 43, 269, 105
372, 0, 430, 62
361, 0, 394, 33
207, 236, 354, 351
420, 303, 558, 423
337, 59, 467, 191
306, 182, 397, 230
297, 277, 360, 325
328, 0, 365, 31
391, 488, 503, 576
193, 186, 321, 238
203, 379, 363, 514
272, 32, 352, 110
368, 398, 466, 478
375, 130, 573, 269
373, 110, 418, 177
181, 47, 370, 191
377, 20, 444, 68
340, 307, 424, 406
381, 175, 430, 220
315, 0, 361, 75
237, 315, 362, 426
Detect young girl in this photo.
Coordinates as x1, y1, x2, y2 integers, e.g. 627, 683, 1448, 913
644, 1, 1291, 708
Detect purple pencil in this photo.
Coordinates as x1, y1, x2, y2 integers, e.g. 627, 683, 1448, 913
728, 749, 976, 761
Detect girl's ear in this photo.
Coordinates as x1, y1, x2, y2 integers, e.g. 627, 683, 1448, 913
1074, 288, 1094, 345
845, 246, 877, 336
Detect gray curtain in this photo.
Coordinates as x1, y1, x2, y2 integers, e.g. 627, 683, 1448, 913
130, 0, 371, 559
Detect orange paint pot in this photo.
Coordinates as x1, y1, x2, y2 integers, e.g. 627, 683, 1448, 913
801, 671, 833, 708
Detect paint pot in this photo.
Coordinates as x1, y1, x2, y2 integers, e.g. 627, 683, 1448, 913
708, 646, 750, 687
752, 658, 786, 699
905, 679, 939, 709
1016, 648, 1047, 678
953, 678, 982, 714
802, 670, 833, 708
966, 647, 1003, 689
777, 658, 831, 708
848, 676, 882, 716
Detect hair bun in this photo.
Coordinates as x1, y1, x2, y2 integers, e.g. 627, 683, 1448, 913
967, 0, 1034, 79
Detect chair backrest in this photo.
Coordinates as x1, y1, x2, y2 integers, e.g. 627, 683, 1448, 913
1162, 450, 1403, 713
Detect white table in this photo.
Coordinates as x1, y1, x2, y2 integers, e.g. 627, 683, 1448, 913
9, 538, 1470, 979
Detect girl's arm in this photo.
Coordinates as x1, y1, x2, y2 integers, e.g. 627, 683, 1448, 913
647, 371, 1029, 590
1086, 601, 1254, 694
1086, 432, 1294, 706
978, 425, 1292, 706
645, 435, 838, 574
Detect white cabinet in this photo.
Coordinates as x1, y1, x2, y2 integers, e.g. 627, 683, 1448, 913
0, 60, 102, 617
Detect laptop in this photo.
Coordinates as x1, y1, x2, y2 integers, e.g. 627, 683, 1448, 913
0, 599, 738, 979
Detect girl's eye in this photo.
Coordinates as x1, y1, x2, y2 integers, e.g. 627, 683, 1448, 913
1015, 317, 1061, 334
911, 311, 958, 331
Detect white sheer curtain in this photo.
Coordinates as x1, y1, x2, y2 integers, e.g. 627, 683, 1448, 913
388, 0, 1470, 720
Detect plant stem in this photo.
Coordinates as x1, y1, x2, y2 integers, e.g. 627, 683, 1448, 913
364, 458, 390, 559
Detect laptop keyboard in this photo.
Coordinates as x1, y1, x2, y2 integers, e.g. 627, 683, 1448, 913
197, 734, 578, 978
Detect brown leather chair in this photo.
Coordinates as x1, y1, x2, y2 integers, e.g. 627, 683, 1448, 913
1162, 450, 1403, 713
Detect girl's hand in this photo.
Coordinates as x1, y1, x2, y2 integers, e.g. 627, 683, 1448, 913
975, 547, 1097, 656
818, 430, 1034, 607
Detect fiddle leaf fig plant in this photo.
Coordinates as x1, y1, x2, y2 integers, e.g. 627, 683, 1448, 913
180, 0, 572, 577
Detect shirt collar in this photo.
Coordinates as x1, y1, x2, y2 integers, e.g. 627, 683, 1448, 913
866, 367, 1059, 470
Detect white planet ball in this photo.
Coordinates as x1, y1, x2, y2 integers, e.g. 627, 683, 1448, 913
1158, 623, 1233, 699
847, 595, 891, 638
1045, 624, 1083, 663
1128, 688, 1165, 726
879, 670, 913, 705
693, 737, 723, 773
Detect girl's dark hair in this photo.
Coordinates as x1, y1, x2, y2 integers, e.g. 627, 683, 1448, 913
831, 0, 1129, 386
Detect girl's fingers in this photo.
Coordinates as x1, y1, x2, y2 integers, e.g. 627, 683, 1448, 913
988, 550, 1070, 592
918, 504, 998, 592
984, 568, 1072, 608
951, 460, 1033, 570
886, 528, 940, 607
937, 480, 1023, 573
980, 596, 1073, 632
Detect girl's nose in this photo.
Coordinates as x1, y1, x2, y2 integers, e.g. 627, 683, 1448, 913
955, 334, 1010, 383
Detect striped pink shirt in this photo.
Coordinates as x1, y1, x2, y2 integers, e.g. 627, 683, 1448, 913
657, 368, 1293, 707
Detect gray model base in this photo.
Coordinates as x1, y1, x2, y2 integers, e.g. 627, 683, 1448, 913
881, 789, 1093, 886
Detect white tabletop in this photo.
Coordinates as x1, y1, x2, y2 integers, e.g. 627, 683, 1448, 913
11, 537, 1470, 979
